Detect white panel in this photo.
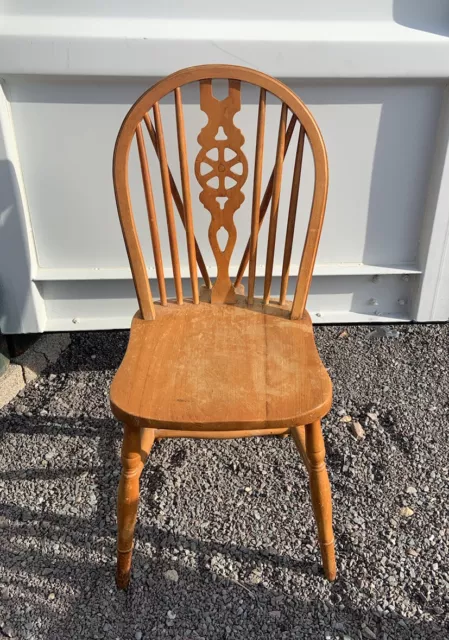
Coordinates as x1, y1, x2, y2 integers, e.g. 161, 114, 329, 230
41, 274, 413, 331
0, 83, 46, 333
1, 4, 449, 79
0, 0, 447, 23
8, 79, 442, 278
413, 86, 449, 321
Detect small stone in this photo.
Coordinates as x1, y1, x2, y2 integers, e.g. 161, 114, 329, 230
351, 421, 365, 439
167, 611, 176, 620
2, 625, 14, 638
42, 568, 53, 576
264, 546, 277, 555
135, 632, 143, 640
407, 548, 419, 557
362, 626, 376, 640
48, 373, 57, 381
338, 330, 348, 339
269, 611, 281, 619
48, 592, 55, 600
432, 562, 439, 571
367, 412, 378, 422
164, 569, 179, 583
406, 486, 417, 495
340, 415, 352, 423
400, 507, 414, 517
249, 569, 262, 585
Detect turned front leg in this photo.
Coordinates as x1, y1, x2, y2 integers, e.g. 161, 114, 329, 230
116, 425, 154, 589
306, 420, 336, 581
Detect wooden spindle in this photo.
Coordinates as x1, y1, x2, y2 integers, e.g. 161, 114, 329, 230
135, 124, 167, 305
290, 137, 328, 320
113, 154, 155, 321
153, 103, 183, 304
175, 88, 199, 304
248, 89, 266, 305
144, 114, 211, 290
234, 114, 297, 289
279, 125, 305, 305
263, 103, 288, 305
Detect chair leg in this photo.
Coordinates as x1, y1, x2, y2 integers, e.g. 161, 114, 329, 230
305, 420, 336, 581
291, 425, 310, 472
116, 425, 154, 589
141, 426, 155, 463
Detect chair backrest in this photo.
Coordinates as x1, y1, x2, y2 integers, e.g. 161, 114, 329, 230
113, 65, 328, 321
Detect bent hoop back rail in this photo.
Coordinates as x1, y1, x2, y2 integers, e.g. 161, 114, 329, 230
113, 65, 329, 320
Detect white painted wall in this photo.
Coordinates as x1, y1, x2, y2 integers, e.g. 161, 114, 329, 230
0, 1, 448, 331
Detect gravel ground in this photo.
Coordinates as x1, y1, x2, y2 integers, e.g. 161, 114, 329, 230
0, 323, 448, 640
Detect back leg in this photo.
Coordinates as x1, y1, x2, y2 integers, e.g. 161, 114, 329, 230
305, 420, 336, 581
291, 425, 310, 472
116, 425, 155, 589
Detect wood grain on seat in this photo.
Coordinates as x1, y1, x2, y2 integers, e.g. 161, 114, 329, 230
110, 300, 332, 431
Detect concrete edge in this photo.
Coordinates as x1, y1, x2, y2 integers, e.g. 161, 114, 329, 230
0, 333, 71, 409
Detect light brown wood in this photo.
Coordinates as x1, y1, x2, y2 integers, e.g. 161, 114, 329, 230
135, 124, 167, 305
143, 113, 211, 290
234, 114, 297, 289
194, 79, 248, 303
290, 144, 328, 318
153, 103, 183, 304
291, 424, 310, 473
140, 427, 155, 463
304, 420, 336, 581
280, 125, 305, 305
113, 136, 155, 320
248, 88, 266, 305
114, 65, 328, 317
156, 426, 289, 439
264, 103, 288, 305
175, 87, 199, 304
110, 301, 332, 431
112, 65, 332, 589
116, 424, 153, 589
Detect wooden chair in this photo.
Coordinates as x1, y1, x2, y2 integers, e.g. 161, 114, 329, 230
110, 65, 335, 589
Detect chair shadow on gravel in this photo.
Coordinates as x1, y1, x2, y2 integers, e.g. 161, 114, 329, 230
1, 413, 447, 640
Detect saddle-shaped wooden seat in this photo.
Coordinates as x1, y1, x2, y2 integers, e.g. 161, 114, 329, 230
111, 302, 332, 431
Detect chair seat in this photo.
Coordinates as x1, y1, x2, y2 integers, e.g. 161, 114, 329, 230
110, 300, 332, 431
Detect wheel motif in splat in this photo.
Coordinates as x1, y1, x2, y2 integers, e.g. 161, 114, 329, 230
194, 79, 248, 303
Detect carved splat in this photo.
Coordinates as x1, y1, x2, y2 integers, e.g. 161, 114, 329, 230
195, 80, 248, 303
